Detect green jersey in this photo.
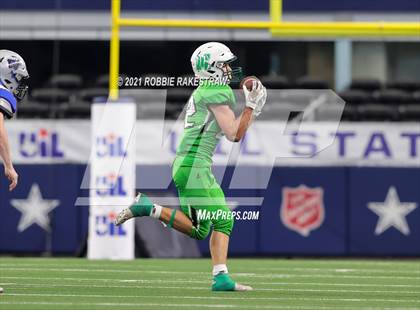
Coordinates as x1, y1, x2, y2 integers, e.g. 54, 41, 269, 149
176, 84, 236, 167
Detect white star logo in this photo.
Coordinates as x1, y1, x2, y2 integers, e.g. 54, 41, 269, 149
368, 186, 417, 236
10, 184, 60, 232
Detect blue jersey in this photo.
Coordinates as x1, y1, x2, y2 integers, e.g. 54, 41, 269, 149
0, 83, 17, 119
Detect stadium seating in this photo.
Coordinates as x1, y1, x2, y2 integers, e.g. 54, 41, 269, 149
47, 74, 83, 90
350, 79, 382, 91
95, 74, 111, 88
357, 103, 399, 121
386, 80, 420, 92
20, 73, 420, 121
78, 88, 108, 103
31, 88, 70, 104
259, 75, 291, 89
399, 104, 420, 121
257, 103, 300, 121
338, 89, 371, 105
59, 102, 91, 119
295, 76, 329, 89
411, 90, 420, 103
372, 89, 412, 104
340, 104, 360, 121
17, 101, 51, 119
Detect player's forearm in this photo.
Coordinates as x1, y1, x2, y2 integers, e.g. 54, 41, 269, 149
0, 121, 13, 168
211, 104, 254, 142
232, 107, 253, 142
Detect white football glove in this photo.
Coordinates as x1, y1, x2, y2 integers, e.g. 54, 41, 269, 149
253, 86, 267, 117
243, 81, 267, 117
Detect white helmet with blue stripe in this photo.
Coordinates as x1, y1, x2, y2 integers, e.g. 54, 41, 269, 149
0, 49, 29, 101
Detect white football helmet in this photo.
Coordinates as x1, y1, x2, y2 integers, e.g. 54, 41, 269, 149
191, 42, 241, 83
0, 50, 29, 100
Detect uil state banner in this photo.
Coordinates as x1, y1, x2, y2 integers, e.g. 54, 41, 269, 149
87, 100, 136, 260
5, 121, 420, 167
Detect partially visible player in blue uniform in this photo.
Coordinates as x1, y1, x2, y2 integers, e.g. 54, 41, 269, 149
0, 49, 29, 294
0, 50, 29, 191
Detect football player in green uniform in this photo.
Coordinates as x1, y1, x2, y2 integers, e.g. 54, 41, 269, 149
116, 42, 267, 291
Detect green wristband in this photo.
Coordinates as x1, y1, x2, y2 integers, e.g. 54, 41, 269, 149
167, 209, 177, 228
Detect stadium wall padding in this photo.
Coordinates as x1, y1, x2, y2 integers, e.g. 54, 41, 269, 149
1, 165, 419, 256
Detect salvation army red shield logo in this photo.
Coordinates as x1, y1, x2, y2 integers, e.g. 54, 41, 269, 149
280, 185, 325, 237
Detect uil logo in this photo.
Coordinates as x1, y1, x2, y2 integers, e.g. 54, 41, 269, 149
95, 173, 127, 197
19, 128, 64, 158
195, 53, 211, 71
95, 211, 127, 236
280, 185, 325, 237
96, 133, 127, 158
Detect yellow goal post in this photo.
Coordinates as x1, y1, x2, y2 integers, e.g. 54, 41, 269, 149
109, 0, 420, 99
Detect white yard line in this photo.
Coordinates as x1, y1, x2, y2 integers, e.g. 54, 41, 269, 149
2, 276, 420, 289
0, 301, 234, 308
257, 282, 420, 288
2, 267, 420, 280
3, 277, 420, 295
0, 300, 419, 309
235, 273, 420, 280
256, 288, 420, 294
1, 276, 208, 284
4, 282, 420, 296
0, 267, 205, 275
254, 267, 420, 274
0, 276, 420, 294
6, 292, 420, 299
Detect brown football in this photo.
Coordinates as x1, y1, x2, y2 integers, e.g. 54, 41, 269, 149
240, 76, 260, 91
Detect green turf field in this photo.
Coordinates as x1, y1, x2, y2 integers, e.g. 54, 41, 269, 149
0, 257, 419, 310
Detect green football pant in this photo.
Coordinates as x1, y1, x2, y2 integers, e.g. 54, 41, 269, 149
172, 162, 233, 240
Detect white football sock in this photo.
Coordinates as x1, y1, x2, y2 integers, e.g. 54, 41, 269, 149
212, 264, 228, 276
150, 204, 162, 219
